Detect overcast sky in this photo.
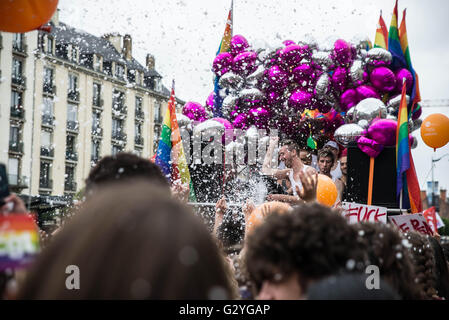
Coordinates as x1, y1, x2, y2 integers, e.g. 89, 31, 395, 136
58, 0, 449, 191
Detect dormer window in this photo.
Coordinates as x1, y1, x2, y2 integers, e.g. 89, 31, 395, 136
115, 63, 125, 80
70, 45, 78, 63
135, 71, 141, 85
47, 36, 54, 54
94, 54, 103, 71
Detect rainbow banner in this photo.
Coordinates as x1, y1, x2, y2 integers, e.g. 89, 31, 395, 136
213, 1, 233, 117
155, 85, 196, 201
388, 0, 407, 70
396, 80, 410, 200
374, 11, 389, 49
0, 214, 40, 270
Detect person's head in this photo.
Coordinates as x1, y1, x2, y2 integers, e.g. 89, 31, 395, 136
18, 180, 234, 299
306, 273, 401, 300
323, 141, 339, 159
85, 152, 169, 196
245, 201, 292, 238
299, 149, 312, 166
217, 212, 245, 253
279, 140, 301, 168
353, 222, 422, 300
428, 236, 449, 300
317, 148, 335, 176
339, 156, 347, 176
245, 203, 366, 300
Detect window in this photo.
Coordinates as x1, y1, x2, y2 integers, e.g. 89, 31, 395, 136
12, 58, 23, 80
12, 33, 24, 51
115, 64, 124, 79
10, 126, 20, 144
93, 83, 101, 106
112, 90, 125, 111
66, 135, 76, 154
135, 122, 142, 137
153, 125, 161, 151
43, 68, 54, 93
47, 37, 53, 54
11, 90, 22, 107
64, 166, 76, 191
91, 140, 100, 162
8, 158, 19, 185
94, 54, 102, 71
39, 161, 52, 188
92, 111, 101, 134
112, 144, 122, 156
67, 104, 78, 122
112, 118, 123, 135
42, 97, 54, 116
68, 74, 78, 92
70, 45, 78, 62
41, 130, 52, 149
154, 102, 161, 123
136, 96, 142, 111
103, 61, 112, 75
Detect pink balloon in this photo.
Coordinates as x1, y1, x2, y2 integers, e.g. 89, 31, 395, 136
370, 67, 397, 92
267, 90, 282, 105
268, 65, 289, 90
315, 100, 333, 114
230, 34, 249, 56
212, 52, 233, 77
212, 117, 234, 144
182, 102, 207, 122
395, 68, 413, 92
279, 44, 303, 69
333, 39, 353, 66
232, 51, 257, 76
331, 66, 348, 93
357, 136, 384, 158
356, 85, 380, 100
249, 107, 270, 129
367, 119, 397, 146
292, 64, 315, 83
232, 113, 251, 130
206, 92, 215, 107
411, 105, 422, 120
288, 89, 313, 112
283, 40, 296, 46
340, 89, 359, 112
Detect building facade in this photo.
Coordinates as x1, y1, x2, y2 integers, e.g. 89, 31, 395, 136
0, 13, 181, 200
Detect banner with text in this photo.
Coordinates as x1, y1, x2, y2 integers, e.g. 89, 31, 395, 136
388, 213, 434, 236
341, 202, 388, 224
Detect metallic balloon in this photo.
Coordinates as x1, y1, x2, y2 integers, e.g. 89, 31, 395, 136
345, 106, 356, 122
218, 72, 244, 90
239, 88, 264, 100
175, 113, 192, 129
334, 123, 365, 147
366, 48, 392, 66
246, 65, 266, 83
230, 34, 250, 56
357, 119, 370, 129
312, 51, 332, 68
351, 34, 372, 50
412, 118, 422, 131
408, 118, 414, 132
315, 73, 330, 99
349, 60, 365, 85
354, 98, 387, 122
222, 94, 239, 109
411, 136, 418, 149
370, 67, 397, 92
386, 113, 397, 121
386, 94, 410, 111
193, 119, 225, 135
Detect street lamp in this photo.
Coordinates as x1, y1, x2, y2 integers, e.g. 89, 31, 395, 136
431, 153, 449, 207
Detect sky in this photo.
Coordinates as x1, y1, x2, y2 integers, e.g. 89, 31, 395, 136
58, 0, 449, 191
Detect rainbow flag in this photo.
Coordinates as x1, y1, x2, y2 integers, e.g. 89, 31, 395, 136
374, 11, 389, 49
388, 0, 407, 70
396, 80, 410, 200
213, 1, 233, 117
0, 214, 40, 270
155, 85, 196, 201
399, 8, 421, 113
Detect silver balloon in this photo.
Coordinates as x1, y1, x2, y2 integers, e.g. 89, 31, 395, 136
386, 113, 397, 121
349, 60, 365, 85
366, 48, 392, 65
346, 107, 355, 122
387, 94, 410, 111
315, 73, 330, 99
408, 118, 414, 132
357, 119, 370, 129
354, 98, 387, 122
222, 94, 239, 109
334, 123, 365, 147
351, 34, 371, 50
239, 88, 264, 100
176, 113, 192, 129
411, 136, 418, 149
312, 51, 332, 68
412, 118, 422, 131
298, 33, 318, 51
218, 72, 244, 90
246, 65, 265, 83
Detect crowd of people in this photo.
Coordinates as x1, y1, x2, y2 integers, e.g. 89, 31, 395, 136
0, 146, 448, 300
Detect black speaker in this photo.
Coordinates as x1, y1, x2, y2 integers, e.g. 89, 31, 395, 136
346, 144, 397, 208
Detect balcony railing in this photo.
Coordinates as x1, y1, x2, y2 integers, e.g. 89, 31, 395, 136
112, 131, 127, 141
92, 127, 103, 137
135, 136, 144, 146
12, 43, 27, 55
93, 98, 104, 109
11, 75, 26, 88
8, 174, 28, 188
112, 104, 127, 117
67, 120, 79, 132
66, 151, 78, 161
9, 141, 24, 154
64, 180, 77, 192
40, 146, 54, 158
39, 178, 53, 190
67, 90, 80, 102
135, 109, 144, 119
43, 84, 56, 95
42, 114, 55, 126
154, 116, 162, 124
10, 106, 25, 119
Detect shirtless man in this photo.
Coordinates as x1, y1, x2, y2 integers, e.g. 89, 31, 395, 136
262, 137, 317, 205
334, 153, 347, 201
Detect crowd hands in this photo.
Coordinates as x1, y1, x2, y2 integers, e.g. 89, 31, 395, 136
0, 151, 448, 301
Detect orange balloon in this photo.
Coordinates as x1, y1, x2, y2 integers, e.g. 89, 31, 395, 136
246, 201, 292, 235
420, 113, 449, 150
0, 0, 59, 33
316, 174, 338, 207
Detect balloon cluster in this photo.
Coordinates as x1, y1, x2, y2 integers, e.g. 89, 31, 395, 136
182, 34, 423, 154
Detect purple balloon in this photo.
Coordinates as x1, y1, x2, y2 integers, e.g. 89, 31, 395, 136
268, 65, 289, 90
357, 136, 384, 158
212, 52, 233, 77
367, 119, 397, 146
292, 64, 315, 83
331, 66, 348, 93
280, 45, 303, 69
206, 91, 215, 107
370, 67, 397, 92
356, 85, 380, 100
333, 39, 353, 66
230, 34, 249, 56
395, 68, 413, 92
249, 107, 270, 129
315, 100, 333, 114
232, 113, 251, 130
182, 102, 207, 122
267, 90, 282, 105
283, 40, 296, 46
232, 51, 257, 76
288, 89, 313, 112
340, 89, 359, 112
411, 105, 422, 120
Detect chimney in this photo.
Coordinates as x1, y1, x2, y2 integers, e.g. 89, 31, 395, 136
441, 189, 447, 203
123, 34, 132, 60
146, 54, 155, 70
51, 8, 60, 26
103, 33, 122, 53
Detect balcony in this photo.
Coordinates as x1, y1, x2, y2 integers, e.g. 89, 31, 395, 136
135, 136, 144, 146
135, 109, 145, 120
11, 75, 26, 88
67, 120, 79, 133
66, 151, 78, 162
43, 84, 56, 95
12, 43, 27, 56
92, 127, 103, 137
154, 115, 162, 124
112, 105, 127, 118
112, 131, 127, 142
40, 146, 54, 158
9, 141, 24, 154
64, 180, 77, 192
93, 98, 104, 109
39, 179, 53, 190
8, 174, 28, 190
42, 114, 55, 127
10, 106, 25, 120
67, 90, 80, 102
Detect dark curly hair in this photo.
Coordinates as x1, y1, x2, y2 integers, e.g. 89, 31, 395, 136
353, 222, 422, 300
245, 203, 366, 293
404, 231, 438, 299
